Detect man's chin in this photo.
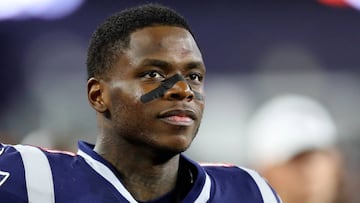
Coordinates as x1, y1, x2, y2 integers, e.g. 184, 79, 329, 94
153, 144, 190, 161
163, 144, 190, 154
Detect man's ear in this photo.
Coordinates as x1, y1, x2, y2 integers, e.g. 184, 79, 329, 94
87, 77, 108, 113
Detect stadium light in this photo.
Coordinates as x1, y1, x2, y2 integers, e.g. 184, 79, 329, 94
0, 0, 85, 21
318, 0, 360, 10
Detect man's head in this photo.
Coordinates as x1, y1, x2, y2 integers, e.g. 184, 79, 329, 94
86, 4, 205, 155
87, 3, 193, 79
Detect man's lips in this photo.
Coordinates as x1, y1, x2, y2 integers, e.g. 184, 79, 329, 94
158, 109, 196, 126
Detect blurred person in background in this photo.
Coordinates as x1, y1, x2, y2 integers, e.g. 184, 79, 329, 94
0, 132, 17, 145
246, 94, 343, 203
336, 132, 360, 203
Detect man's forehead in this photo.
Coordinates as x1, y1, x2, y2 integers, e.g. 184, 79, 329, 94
129, 26, 200, 52
125, 26, 203, 66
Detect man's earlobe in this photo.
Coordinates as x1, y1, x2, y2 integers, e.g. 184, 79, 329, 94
87, 78, 108, 113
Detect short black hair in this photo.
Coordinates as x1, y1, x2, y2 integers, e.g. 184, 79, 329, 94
86, 3, 193, 79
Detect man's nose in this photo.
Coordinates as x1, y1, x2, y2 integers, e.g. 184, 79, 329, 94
163, 80, 194, 102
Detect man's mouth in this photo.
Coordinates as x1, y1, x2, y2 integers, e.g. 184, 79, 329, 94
158, 109, 196, 126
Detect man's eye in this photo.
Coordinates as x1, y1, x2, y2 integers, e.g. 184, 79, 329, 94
143, 71, 164, 79
188, 73, 202, 81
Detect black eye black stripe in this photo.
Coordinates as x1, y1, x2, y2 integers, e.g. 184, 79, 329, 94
140, 74, 204, 103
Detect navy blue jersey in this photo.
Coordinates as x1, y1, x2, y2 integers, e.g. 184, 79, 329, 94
0, 141, 281, 203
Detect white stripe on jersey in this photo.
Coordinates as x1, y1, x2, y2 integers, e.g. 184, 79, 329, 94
193, 173, 211, 203
14, 145, 55, 203
240, 167, 282, 203
0, 170, 10, 186
78, 149, 138, 203
0, 147, 4, 155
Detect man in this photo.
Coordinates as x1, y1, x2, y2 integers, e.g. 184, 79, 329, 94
0, 4, 280, 202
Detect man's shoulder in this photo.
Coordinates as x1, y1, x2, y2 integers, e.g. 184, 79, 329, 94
0, 143, 82, 202
200, 162, 256, 182
0, 143, 77, 176
182, 156, 267, 187
0, 143, 76, 161
199, 162, 281, 203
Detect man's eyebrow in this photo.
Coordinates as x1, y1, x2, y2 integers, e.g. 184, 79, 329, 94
140, 59, 205, 71
185, 61, 205, 70
140, 59, 171, 68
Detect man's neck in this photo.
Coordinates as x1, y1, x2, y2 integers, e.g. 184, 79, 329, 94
94, 137, 180, 202
120, 159, 179, 201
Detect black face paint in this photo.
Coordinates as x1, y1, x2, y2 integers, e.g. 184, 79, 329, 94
140, 74, 204, 103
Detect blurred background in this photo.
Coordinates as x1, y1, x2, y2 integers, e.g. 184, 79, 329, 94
0, 0, 360, 202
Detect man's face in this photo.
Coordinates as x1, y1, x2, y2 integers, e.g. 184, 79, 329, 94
101, 26, 205, 153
